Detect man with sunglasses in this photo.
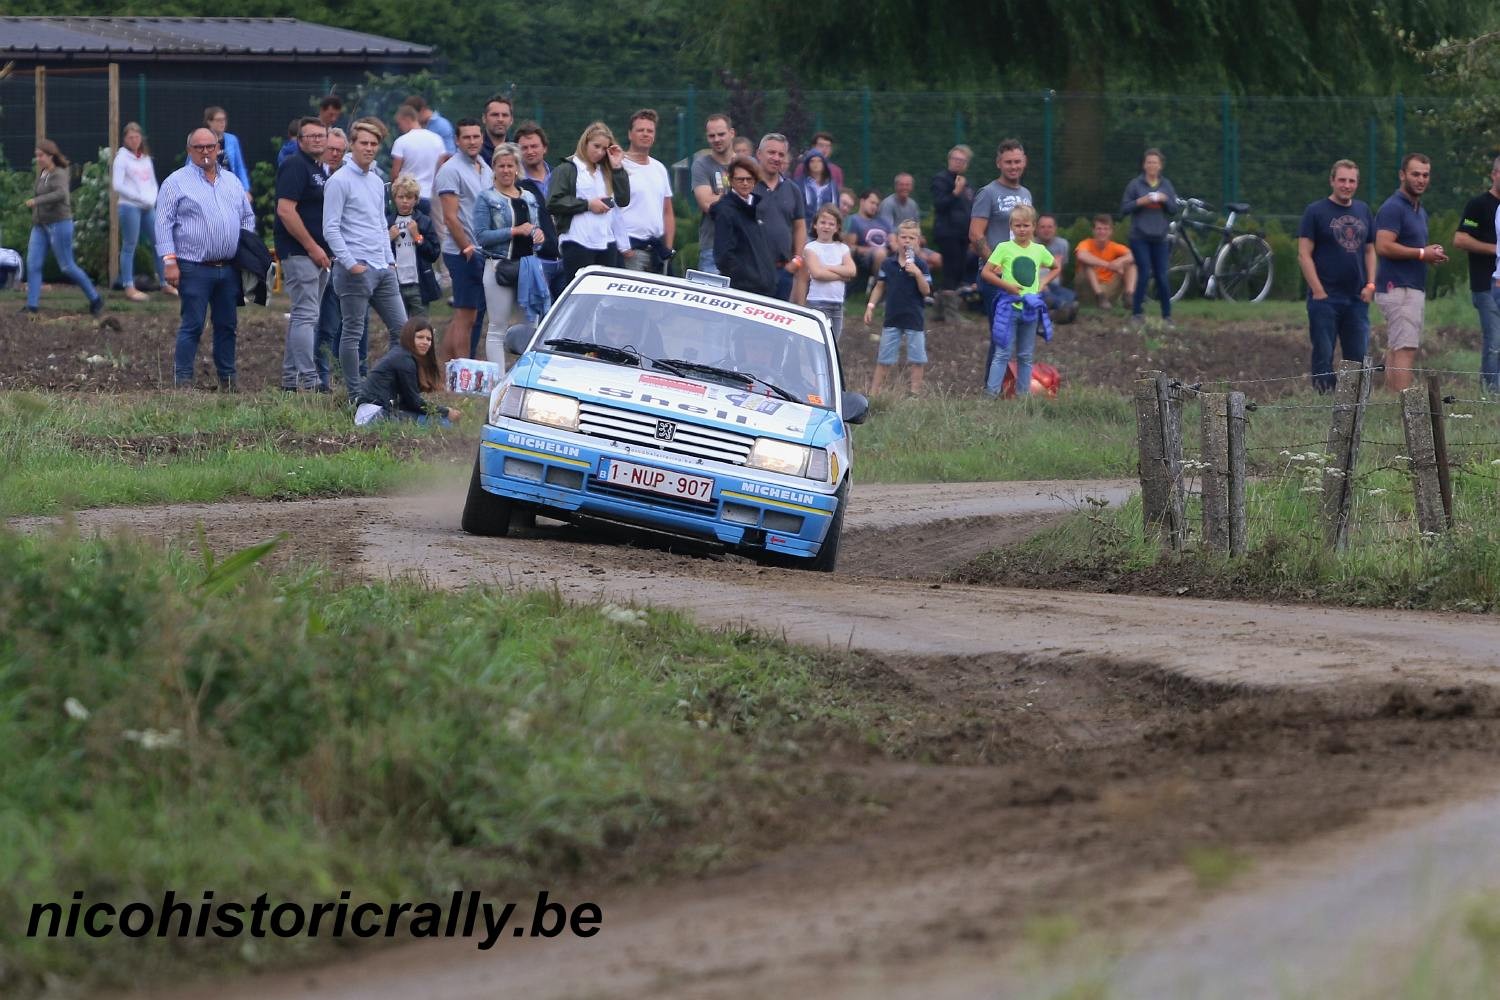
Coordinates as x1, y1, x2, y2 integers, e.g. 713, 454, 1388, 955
156, 127, 256, 390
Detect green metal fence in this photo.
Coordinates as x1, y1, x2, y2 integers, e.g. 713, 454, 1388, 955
1, 76, 1490, 228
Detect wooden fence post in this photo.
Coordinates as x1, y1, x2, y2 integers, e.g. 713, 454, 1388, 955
108, 63, 120, 291
1322, 358, 1372, 550
1134, 371, 1185, 551
34, 66, 46, 145
1200, 392, 1230, 553
1427, 375, 1454, 529
1401, 384, 1446, 535
1228, 391, 1248, 557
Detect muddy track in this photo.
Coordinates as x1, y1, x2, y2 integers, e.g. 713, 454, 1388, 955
38, 480, 1500, 999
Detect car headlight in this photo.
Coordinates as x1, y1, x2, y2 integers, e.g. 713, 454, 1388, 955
748, 438, 813, 477
520, 390, 580, 431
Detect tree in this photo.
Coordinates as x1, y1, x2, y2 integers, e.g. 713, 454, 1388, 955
1393, 20, 1500, 170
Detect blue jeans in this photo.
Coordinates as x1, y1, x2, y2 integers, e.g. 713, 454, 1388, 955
173, 261, 239, 385
332, 264, 407, 401
980, 281, 1001, 389
118, 203, 162, 288
697, 247, 718, 274
1307, 294, 1370, 394
1474, 289, 1500, 392
1130, 237, 1171, 318
26, 221, 99, 309
1043, 283, 1077, 311
986, 310, 1038, 397
317, 279, 370, 392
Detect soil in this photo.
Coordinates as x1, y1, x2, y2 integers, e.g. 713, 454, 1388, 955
12, 293, 1499, 996
1, 290, 1480, 397
37, 481, 1500, 1000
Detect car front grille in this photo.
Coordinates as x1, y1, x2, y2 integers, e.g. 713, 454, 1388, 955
578, 401, 754, 465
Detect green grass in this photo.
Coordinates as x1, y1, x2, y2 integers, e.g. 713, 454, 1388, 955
0, 391, 467, 516
1166, 292, 1480, 332
854, 387, 1137, 483
0, 527, 867, 994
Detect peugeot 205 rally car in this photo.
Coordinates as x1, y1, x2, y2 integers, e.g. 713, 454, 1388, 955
462, 267, 868, 571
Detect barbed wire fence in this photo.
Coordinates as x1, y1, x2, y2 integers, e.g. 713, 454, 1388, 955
1134, 361, 1496, 558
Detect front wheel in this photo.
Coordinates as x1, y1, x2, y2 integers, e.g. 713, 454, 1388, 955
1214, 234, 1274, 302
1166, 234, 1196, 302
461, 455, 512, 536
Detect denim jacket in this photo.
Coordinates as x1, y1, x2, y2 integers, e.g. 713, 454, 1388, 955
472, 187, 542, 258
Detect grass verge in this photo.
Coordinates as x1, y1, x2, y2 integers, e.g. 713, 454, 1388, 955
854, 386, 1137, 483
0, 391, 469, 516
0, 527, 865, 994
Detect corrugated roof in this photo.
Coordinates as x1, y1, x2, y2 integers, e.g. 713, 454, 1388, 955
0, 17, 433, 63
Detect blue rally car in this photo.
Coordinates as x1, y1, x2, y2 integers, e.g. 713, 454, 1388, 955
462, 267, 869, 571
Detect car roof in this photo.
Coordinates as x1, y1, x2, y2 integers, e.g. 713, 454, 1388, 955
567, 266, 834, 339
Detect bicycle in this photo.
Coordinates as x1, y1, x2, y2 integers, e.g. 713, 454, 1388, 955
1162, 197, 1274, 303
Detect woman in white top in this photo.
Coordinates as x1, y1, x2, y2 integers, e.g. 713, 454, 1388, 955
112, 122, 166, 300
546, 122, 631, 288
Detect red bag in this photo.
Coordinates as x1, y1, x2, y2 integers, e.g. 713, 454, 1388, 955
1000, 361, 1061, 398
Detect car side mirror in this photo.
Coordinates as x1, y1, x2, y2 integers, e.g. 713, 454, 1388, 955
841, 392, 869, 425
504, 323, 536, 357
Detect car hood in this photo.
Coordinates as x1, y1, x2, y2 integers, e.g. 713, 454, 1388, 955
515, 353, 839, 444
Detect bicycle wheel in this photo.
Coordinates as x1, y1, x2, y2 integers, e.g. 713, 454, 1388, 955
1214, 234, 1274, 302
1166, 234, 1196, 302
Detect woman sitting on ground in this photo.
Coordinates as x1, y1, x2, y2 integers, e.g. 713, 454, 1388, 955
354, 317, 461, 427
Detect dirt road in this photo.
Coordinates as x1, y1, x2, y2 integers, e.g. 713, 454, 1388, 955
51, 479, 1500, 1000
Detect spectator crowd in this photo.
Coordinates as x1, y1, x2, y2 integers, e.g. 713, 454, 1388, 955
15, 91, 1500, 405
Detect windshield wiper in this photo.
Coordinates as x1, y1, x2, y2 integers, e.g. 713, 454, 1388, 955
544, 338, 641, 366
652, 358, 800, 403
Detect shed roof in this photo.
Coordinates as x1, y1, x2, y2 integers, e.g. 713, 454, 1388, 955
0, 17, 433, 64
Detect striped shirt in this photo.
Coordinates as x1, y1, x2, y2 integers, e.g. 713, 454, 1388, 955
155, 161, 254, 263
323, 159, 395, 271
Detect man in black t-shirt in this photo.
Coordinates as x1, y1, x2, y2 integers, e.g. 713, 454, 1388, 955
275, 117, 333, 392
1454, 155, 1500, 392
1297, 159, 1376, 393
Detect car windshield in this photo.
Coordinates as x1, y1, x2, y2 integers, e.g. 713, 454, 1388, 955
538, 276, 837, 408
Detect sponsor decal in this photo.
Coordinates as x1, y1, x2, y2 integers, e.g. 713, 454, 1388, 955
725, 391, 783, 415
736, 481, 818, 505
506, 433, 582, 459
807, 394, 824, 406
640, 374, 707, 396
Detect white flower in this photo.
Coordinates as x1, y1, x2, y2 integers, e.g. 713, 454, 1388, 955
1299, 485, 1324, 493
63, 697, 90, 721
1448, 413, 1475, 420
122, 728, 182, 750
1366, 488, 1387, 496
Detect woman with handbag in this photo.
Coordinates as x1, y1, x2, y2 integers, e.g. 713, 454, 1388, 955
547, 122, 630, 288
473, 143, 544, 368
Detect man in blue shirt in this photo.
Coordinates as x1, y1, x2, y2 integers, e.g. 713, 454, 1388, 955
156, 127, 256, 390
324, 117, 409, 401
405, 95, 456, 156
1297, 159, 1377, 393
1374, 153, 1450, 393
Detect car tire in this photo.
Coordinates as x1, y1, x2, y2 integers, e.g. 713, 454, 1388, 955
461, 454, 512, 537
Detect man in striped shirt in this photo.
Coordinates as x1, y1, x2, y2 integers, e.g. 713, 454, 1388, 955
324, 117, 408, 401
156, 127, 256, 390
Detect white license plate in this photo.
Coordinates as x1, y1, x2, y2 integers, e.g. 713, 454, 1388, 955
600, 459, 715, 503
